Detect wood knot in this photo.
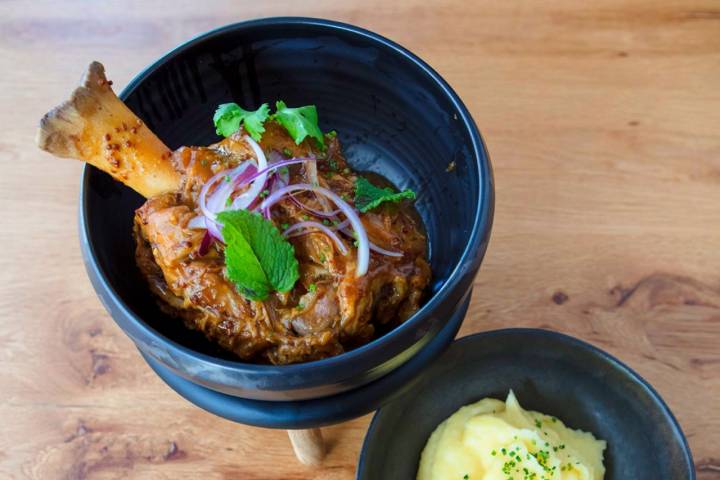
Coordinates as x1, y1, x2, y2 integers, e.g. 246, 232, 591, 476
90, 351, 111, 380
552, 291, 569, 305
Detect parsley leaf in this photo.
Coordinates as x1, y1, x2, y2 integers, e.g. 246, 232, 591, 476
353, 177, 416, 213
272, 100, 324, 148
217, 210, 299, 301
213, 103, 270, 141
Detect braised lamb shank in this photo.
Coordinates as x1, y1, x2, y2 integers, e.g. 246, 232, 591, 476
37, 62, 430, 364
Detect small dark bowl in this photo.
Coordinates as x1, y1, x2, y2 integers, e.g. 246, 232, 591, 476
79, 18, 494, 402
357, 329, 695, 480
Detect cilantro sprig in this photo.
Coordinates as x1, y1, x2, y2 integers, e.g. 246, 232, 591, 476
213, 103, 270, 141
271, 101, 324, 148
217, 210, 299, 301
353, 177, 416, 213
213, 100, 325, 148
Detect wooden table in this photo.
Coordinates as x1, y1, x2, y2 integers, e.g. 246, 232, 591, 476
2, 0, 718, 478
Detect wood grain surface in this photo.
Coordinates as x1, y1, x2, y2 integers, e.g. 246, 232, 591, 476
1, 0, 718, 478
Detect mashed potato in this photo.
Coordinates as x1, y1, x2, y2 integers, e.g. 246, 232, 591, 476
417, 391, 606, 480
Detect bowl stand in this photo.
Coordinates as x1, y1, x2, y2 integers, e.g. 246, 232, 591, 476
138, 295, 470, 464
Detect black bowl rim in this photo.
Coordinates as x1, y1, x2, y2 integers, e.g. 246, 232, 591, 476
79, 17, 494, 374
357, 328, 695, 479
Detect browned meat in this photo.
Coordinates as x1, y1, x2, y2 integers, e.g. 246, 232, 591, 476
134, 122, 430, 364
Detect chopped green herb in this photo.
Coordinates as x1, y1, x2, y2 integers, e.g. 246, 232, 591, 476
535, 419, 542, 429
259, 189, 270, 199
224, 175, 232, 183
213, 103, 270, 141
271, 100, 324, 148
297, 302, 305, 310
302, 215, 310, 221
342, 167, 351, 175
217, 210, 299, 301
319, 253, 326, 263
354, 177, 416, 213
326, 130, 337, 138
282, 147, 293, 158
308, 283, 317, 293
328, 158, 338, 171
281, 223, 290, 230
322, 219, 331, 226
225, 196, 233, 207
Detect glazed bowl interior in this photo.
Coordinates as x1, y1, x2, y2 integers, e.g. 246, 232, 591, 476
82, 18, 490, 367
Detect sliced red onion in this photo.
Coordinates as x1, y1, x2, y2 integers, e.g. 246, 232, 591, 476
331, 219, 350, 231
368, 241, 403, 257
267, 150, 285, 164
288, 193, 341, 218
231, 135, 268, 210
231, 157, 309, 211
277, 164, 290, 186
283, 221, 348, 255
206, 220, 223, 241
261, 184, 369, 277
269, 151, 334, 217
232, 162, 259, 186
198, 231, 214, 256
304, 153, 336, 214
199, 162, 251, 221
187, 216, 207, 229
339, 225, 402, 257
261, 175, 277, 219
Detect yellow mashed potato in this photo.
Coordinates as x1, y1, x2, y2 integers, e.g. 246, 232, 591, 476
417, 391, 606, 480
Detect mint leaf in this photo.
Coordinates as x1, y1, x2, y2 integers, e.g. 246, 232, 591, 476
218, 213, 271, 301
218, 210, 299, 300
213, 103, 270, 141
272, 100, 324, 148
354, 177, 416, 213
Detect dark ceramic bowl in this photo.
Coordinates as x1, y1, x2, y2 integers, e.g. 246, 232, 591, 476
357, 329, 695, 480
79, 18, 494, 402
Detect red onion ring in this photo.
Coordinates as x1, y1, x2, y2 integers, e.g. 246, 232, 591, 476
283, 221, 348, 255
337, 225, 402, 257
261, 183, 369, 277
288, 192, 342, 218
198, 231, 214, 256
199, 162, 252, 221
187, 215, 207, 230
230, 135, 268, 210
230, 157, 310, 210
368, 241, 403, 257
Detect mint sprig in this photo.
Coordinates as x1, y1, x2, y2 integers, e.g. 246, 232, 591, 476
353, 177, 416, 213
217, 210, 299, 301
